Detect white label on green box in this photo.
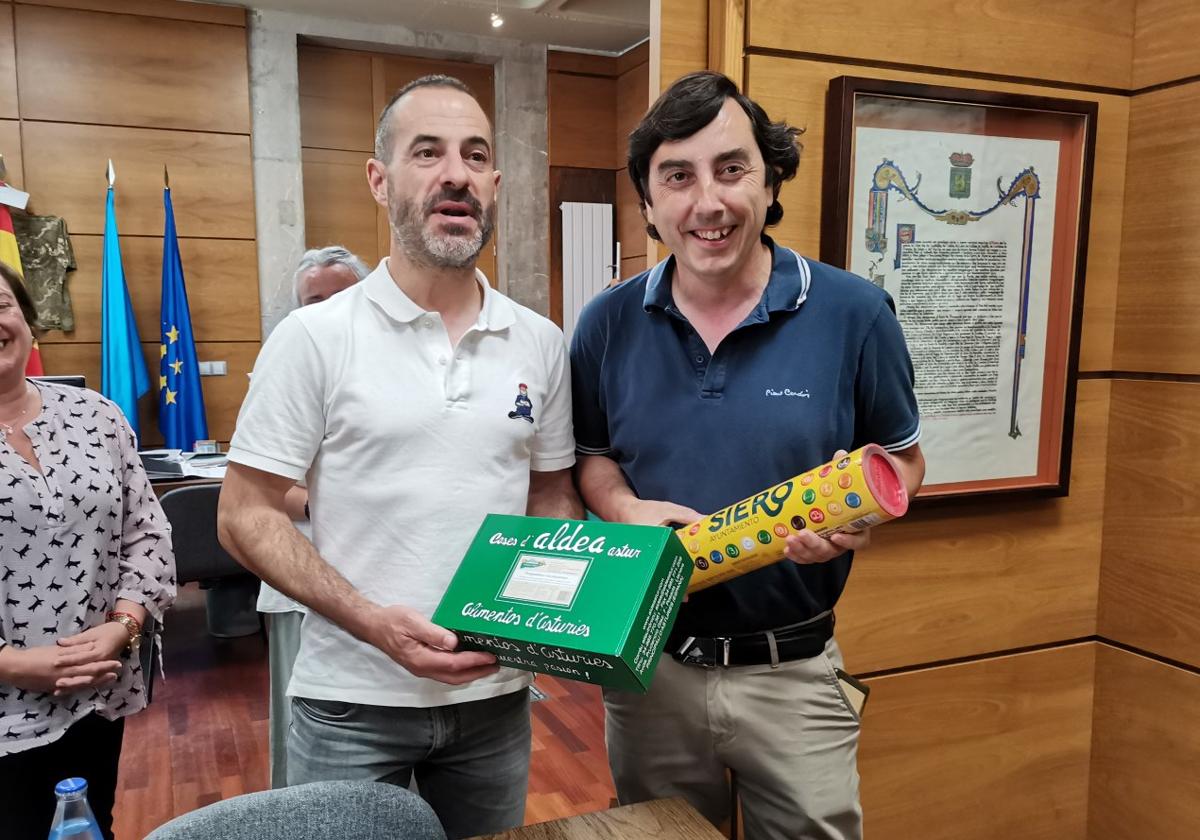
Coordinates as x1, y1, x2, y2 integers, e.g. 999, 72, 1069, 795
434, 515, 690, 692
498, 552, 590, 609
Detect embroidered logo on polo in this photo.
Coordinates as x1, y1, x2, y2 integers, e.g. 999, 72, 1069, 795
507, 383, 534, 424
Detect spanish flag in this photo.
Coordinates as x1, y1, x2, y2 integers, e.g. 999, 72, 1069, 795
0, 195, 22, 277
26, 340, 45, 376
0, 195, 42, 375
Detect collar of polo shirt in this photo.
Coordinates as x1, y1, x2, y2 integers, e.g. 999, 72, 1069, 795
364, 258, 516, 332
642, 235, 811, 323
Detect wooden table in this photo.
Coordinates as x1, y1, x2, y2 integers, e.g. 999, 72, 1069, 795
470, 798, 725, 840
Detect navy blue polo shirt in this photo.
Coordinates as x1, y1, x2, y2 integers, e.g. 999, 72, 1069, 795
570, 237, 921, 636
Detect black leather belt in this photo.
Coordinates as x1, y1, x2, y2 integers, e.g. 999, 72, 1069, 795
668, 612, 834, 668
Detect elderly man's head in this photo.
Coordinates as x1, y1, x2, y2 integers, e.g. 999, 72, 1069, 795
293, 246, 370, 307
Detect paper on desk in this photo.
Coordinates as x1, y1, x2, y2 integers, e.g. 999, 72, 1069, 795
140, 449, 186, 461
184, 460, 228, 479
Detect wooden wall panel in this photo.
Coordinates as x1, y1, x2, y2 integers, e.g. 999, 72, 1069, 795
0, 3, 16, 119
37, 340, 257, 444
1113, 82, 1200, 374
38, 235, 260, 344
838, 379, 1108, 673
746, 55, 1127, 371
549, 73, 617, 170
1131, 0, 1200, 89
1088, 644, 1200, 840
614, 56, 649, 268
298, 46, 375, 153
301, 147, 379, 267
548, 50, 618, 77
1099, 380, 1200, 668
15, 5, 250, 133
707, 0, 744, 87
620, 255, 647, 280
21, 121, 255, 239
656, 0, 707, 92
615, 58, 649, 168
376, 54, 495, 119
617, 41, 650, 77
860, 644, 1094, 840
616, 175, 646, 260
0, 118, 22, 186
746, 0, 1135, 90
18, 0, 245, 26
7, 1, 259, 449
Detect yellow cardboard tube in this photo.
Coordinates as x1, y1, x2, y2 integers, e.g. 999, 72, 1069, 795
676, 444, 909, 594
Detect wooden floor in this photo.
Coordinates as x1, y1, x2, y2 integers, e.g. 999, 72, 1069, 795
113, 584, 615, 838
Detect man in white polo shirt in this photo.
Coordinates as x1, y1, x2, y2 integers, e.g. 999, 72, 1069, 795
218, 75, 581, 839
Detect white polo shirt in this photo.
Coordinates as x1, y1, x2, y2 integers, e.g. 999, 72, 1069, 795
227, 260, 575, 707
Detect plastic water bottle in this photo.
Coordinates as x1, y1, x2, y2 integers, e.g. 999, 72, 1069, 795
47, 778, 104, 840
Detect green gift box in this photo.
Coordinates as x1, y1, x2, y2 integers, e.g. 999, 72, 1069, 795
432, 515, 691, 692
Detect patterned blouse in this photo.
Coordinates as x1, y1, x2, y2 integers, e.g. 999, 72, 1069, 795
0, 381, 175, 756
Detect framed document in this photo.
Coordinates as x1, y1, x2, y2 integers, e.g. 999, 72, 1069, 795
821, 77, 1097, 500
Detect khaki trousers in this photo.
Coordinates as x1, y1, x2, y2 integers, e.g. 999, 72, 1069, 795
604, 636, 862, 840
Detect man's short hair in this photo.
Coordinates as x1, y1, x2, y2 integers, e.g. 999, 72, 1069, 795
374, 74, 480, 163
627, 71, 803, 241
292, 246, 370, 306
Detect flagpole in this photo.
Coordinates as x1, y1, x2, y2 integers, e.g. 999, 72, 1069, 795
159, 175, 208, 450
100, 156, 150, 438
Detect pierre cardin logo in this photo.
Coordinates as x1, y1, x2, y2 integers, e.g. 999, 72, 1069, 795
764, 387, 810, 398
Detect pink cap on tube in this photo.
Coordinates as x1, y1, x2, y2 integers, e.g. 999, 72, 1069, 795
861, 444, 909, 518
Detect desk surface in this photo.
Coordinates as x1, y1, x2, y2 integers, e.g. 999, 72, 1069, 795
150, 475, 223, 493
471, 799, 725, 840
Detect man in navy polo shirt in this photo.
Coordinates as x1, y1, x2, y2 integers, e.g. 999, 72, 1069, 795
570, 72, 925, 840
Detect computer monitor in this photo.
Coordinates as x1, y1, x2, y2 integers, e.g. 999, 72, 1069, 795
32, 374, 87, 388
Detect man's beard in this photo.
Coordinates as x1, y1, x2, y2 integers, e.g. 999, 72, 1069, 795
389, 184, 496, 269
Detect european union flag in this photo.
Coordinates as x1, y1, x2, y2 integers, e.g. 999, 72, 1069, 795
158, 187, 208, 450
101, 184, 150, 438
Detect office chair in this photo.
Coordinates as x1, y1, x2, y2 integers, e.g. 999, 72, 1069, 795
144, 780, 447, 840
158, 484, 263, 639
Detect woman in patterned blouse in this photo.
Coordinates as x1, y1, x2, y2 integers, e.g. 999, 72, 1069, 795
0, 263, 176, 839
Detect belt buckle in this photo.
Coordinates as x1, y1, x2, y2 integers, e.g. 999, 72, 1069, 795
676, 636, 729, 669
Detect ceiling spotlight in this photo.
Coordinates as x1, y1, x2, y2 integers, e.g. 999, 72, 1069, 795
490, 11, 504, 27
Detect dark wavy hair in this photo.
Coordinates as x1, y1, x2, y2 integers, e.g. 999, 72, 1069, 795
0, 261, 38, 330
627, 71, 803, 241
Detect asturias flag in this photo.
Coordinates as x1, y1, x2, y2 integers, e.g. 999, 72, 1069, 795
101, 184, 150, 438
158, 186, 207, 450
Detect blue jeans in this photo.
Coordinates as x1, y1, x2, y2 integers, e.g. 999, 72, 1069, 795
287, 688, 531, 839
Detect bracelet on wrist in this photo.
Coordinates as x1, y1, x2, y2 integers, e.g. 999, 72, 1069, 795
106, 611, 143, 653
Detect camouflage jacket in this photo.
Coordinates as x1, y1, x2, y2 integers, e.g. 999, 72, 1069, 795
12, 211, 76, 332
